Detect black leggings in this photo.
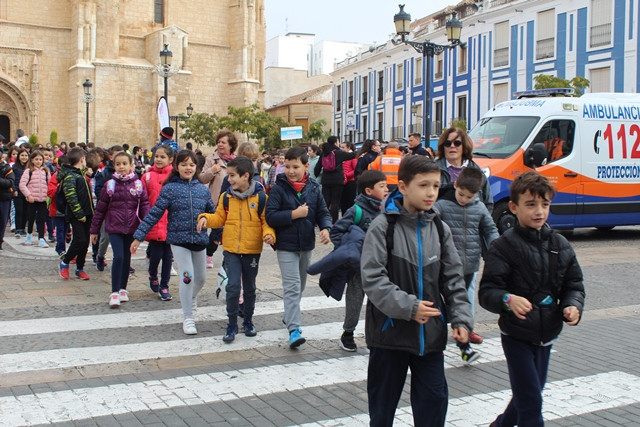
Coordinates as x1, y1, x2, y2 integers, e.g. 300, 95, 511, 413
13, 196, 27, 232
322, 184, 343, 224
26, 201, 47, 239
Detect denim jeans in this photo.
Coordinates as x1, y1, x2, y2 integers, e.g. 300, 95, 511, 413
223, 251, 260, 325
54, 216, 69, 255
148, 240, 173, 288
108, 233, 134, 293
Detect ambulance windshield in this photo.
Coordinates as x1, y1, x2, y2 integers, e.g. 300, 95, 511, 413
469, 116, 539, 159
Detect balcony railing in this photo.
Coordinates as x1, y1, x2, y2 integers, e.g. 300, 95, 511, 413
493, 47, 509, 67
491, 0, 514, 7
414, 77, 422, 86
590, 23, 612, 47
373, 129, 383, 140
433, 120, 443, 136
536, 38, 555, 59
410, 122, 422, 134
434, 71, 443, 80
391, 126, 404, 140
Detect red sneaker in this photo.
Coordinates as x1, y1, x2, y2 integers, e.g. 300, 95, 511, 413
469, 331, 484, 344
75, 270, 90, 280
59, 262, 69, 280
69, 257, 77, 264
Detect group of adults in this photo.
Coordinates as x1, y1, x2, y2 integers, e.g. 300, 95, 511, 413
311, 127, 492, 224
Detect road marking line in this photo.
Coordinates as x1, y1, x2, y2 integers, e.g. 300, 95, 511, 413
0, 319, 504, 374
0, 296, 345, 337
296, 371, 640, 427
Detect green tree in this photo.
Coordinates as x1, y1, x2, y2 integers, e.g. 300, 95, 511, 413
304, 119, 330, 143
29, 134, 38, 147
180, 112, 219, 147
533, 74, 590, 96
49, 130, 58, 148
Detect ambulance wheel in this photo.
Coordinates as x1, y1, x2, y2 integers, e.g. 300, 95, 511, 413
492, 201, 515, 234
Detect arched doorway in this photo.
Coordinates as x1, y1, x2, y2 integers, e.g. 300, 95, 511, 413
0, 115, 9, 142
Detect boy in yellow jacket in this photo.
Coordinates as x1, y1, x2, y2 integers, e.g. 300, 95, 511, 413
197, 156, 275, 343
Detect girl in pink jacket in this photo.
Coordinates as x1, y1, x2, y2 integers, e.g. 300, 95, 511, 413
19, 150, 51, 247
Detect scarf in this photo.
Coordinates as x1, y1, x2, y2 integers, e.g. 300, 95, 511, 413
113, 171, 137, 181
229, 180, 256, 200
288, 174, 307, 195
220, 153, 236, 164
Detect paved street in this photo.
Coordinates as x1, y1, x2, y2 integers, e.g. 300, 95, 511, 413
1, 226, 639, 426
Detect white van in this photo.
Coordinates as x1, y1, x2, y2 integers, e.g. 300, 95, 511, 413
468, 88, 640, 232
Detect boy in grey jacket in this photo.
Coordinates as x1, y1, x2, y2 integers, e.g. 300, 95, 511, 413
361, 156, 472, 427
435, 167, 499, 362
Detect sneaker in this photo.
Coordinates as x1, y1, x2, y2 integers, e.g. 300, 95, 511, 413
118, 289, 129, 302
339, 331, 357, 352
170, 265, 177, 276
58, 251, 66, 259
96, 257, 106, 271
159, 287, 172, 301
109, 292, 120, 308
48, 235, 56, 243
183, 317, 197, 335
129, 267, 136, 275
461, 348, 481, 364
206, 256, 214, 269
15, 231, 21, 238
59, 262, 69, 280
75, 270, 90, 280
243, 321, 257, 337
69, 256, 77, 264
223, 323, 238, 343
92, 253, 97, 264
38, 238, 49, 248
149, 276, 160, 293
289, 328, 306, 349
24, 233, 32, 245
469, 331, 484, 344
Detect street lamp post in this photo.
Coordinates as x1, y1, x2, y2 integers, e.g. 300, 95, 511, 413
82, 79, 95, 145
155, 43, 179, 103
393, 4, 464, 139
168, 104, 194, 144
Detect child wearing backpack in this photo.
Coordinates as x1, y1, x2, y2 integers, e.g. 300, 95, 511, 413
197, 156, 275, 342
313, 136, 356, 223
47, 155, 70, 256
323, 170, 388, 352
90, 152, 150, 307
361, 156, 472, 426
19, 150, 51, 248
141, 145, 174, 301
266, 146, 333, 348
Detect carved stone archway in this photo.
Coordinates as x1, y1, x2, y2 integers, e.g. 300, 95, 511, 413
0, 76, 32, 140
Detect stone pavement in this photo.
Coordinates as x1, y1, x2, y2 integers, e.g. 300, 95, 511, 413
1, 229, 640, 426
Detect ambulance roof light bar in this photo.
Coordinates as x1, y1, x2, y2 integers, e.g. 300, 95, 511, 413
513, 88, 575, 99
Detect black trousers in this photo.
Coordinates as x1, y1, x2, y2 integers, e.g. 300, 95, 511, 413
322, 183, 343, 224
26, 201, 47, 239
63, 219, 91, 270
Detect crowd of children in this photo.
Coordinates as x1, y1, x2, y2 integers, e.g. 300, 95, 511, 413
0, 129, 585, 426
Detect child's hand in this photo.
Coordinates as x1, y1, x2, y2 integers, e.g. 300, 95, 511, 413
196, 217, 207, 232
264, 234, 274, 245
130, 239, 141, 254
563, 306, 580, 325
292, 203, 308, 219
78, 216, 86, 223
414, 300, 442, 324
452, 326, 469, 343
508, 295, 532, 320
319, 228, 330, 244
90, 233, 98, 244
26, 195, 34, 203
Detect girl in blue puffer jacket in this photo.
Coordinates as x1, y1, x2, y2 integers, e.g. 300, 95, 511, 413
90, 152, 150, 308
131, 150, 215, 335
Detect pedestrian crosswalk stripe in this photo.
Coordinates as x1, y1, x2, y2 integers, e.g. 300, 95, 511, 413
0, 319, 505, 375
296, 371, 640, 427
0, 295, 346, 337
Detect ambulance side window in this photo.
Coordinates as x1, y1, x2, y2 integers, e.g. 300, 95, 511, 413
531, 120, 575, 163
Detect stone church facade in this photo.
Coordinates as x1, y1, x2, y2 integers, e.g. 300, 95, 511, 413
0, 0, 265, 147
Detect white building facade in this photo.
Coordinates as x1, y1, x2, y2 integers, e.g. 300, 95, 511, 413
331, 0, 637, 143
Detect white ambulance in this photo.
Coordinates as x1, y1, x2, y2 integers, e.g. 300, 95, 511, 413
468, 88, 640, 232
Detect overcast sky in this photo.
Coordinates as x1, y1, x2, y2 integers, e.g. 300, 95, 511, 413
265, 0, 455, 45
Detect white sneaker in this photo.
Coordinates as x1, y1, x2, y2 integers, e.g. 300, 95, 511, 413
183, 317, 197, 335
109, 292, 120, 308
170, 265, 177, 276
118, 289, 129, 302
24, 233, 32, 245
38, 238, 49, 248
206, 256, 214, 269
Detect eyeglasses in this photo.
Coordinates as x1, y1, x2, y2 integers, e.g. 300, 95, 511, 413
443, 140, 463, 147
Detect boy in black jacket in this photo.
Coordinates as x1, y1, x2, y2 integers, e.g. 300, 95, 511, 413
479, 171, 585, 427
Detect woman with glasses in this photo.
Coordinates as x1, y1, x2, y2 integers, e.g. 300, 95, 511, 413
435, 127, 493, 213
